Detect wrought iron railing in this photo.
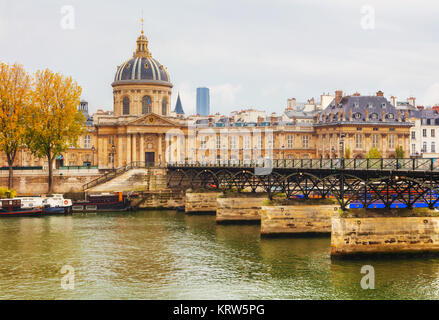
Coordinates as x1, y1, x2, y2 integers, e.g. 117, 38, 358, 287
167, 158, 438, 171
82, 161, 158, 191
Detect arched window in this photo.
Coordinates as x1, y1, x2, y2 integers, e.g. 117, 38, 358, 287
142, 96, 152, 114
162, 98, 167, 116
123, 97, 130, 115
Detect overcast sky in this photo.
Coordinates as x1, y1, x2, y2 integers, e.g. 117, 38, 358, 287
1, 0, 439, 115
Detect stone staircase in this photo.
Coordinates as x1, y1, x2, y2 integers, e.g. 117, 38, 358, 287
83, 162, 167, 192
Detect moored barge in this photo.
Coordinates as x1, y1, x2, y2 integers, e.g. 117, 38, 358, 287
0, 199, 42, 217
72, 192, 134, 212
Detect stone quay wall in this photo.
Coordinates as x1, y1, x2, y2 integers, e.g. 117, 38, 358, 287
185, 192, 222, 214
331, 215, 439, 257
0, 170, 100, 195
261, 204, 338, 237
135, 190, 185, 209
216, 196, 267, 223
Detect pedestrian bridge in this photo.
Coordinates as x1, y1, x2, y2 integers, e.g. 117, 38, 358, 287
166, 158, 439, 210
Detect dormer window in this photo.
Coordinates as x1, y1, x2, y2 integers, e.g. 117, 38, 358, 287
381, 103, 386, 108
387, 113, 394, 119
370, 113, 378, 120
368, 103, 373, 108
354, 102, 359, 108
354, 113, 362, 119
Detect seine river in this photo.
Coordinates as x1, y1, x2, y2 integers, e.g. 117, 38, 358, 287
1, 210, 439, 299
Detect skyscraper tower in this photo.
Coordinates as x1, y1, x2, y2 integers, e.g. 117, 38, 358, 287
196, 87, 210, 116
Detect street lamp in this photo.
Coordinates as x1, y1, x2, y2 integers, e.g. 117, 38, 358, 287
111, 144, 116, 170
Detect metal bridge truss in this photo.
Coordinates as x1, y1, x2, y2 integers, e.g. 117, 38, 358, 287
167, 161, 439, 211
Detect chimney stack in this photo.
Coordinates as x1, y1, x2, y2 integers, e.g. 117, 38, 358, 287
376, 90, 384, 97
335, 90, 343, 105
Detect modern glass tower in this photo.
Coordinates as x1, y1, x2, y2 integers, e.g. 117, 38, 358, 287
196, 87, 210, 116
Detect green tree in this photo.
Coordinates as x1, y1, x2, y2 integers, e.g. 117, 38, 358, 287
395, 145, 404, 158
26, 69, 85, 193
366, 147, 382, 159
0, 62, 32, 189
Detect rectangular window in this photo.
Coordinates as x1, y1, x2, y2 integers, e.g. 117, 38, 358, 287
432, 142, 436, 153
230, 136, 237, 149
287, 135, 294, 149
84, 135, 91, 149
372, 134, 379, 148
255, 136, 262, 149
216, 135, 221, 150
302, 135, 309, 149
423, 141, 427, 153
388, 134, 395, 150
412, 144, 416, 154
109, 135, 114, 146
200, 136, 207, 150
355, 134, 362, 149
423, 129, 427, 137
266, 135, 273, 149
411, 131, 416, 140
244, 136, 250, 149
432, 129, 435, 138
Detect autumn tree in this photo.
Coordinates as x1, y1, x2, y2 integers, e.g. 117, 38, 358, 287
0, 63, 32, 189
366, 147, 382, 159
27, 69, 85, 193
396, 145, 404, 159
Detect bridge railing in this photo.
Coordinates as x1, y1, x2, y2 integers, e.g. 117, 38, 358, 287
167, 158, 438, 171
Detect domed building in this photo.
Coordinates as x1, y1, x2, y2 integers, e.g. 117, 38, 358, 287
90, 28, 188, 168
112, 30, 172, 116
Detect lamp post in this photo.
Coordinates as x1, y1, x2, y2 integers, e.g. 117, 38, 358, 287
111, 144, 116, 170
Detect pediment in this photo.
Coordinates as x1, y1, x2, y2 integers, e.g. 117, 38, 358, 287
127, 113, 178, 126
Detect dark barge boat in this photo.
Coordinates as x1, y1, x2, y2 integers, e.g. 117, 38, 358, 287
72, 192, 134, 213
0, 199, 42, 217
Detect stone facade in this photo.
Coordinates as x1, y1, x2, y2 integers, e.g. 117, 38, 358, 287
331, 215, 439, 257
216, 196, 266, 223
134, 190, 185, 209
0, 171, 100, 195
185, 192, 221, 214
261, 204, 337, 236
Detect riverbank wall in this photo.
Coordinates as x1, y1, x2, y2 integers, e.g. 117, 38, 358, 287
216, 194, 267, 224
185, 192, 222, 214
261, 203, 337, 237
331, 210, 439, 258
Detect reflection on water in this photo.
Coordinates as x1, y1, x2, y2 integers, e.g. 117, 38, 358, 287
0, 210, 439, 299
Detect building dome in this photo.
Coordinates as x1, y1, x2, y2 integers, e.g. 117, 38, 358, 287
113, 31, 171, 86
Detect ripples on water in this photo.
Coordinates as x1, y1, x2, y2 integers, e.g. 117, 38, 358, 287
0, 210, 439, 299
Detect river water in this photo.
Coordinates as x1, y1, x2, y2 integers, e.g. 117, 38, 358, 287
1, 210, 439, 299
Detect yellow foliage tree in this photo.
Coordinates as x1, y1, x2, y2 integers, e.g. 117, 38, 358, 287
0, 62, 32, 189
27, 69, 85, 193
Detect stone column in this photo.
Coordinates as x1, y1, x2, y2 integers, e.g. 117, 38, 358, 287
103, 137, 108, 168
132, 134, 137, 163
118, 135, 123, 167
97, 136, 103, 168
158, 134, 163, 164
140, 134, 145, 163
126, 134, 131, 164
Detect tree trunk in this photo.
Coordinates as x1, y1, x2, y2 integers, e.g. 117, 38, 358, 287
7, 160, 13, 190
47, 153, 53, 194
6, 153, 14, 190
